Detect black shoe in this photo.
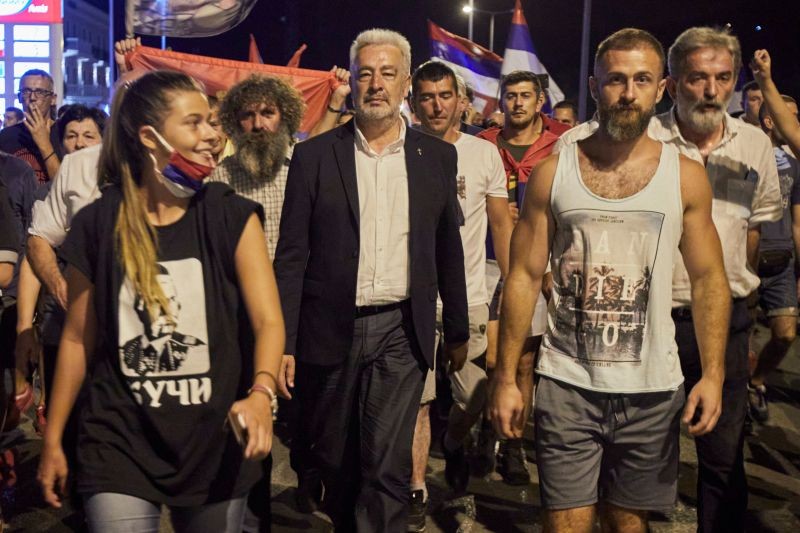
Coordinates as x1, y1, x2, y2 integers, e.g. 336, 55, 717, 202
407, 490, 427, 532
748, 382, 769, 423
471, 420, 497, 477
294, 475, 322, 514
744, 410, 755, 436
497, 439, 530, 486
441, 432, 470, 494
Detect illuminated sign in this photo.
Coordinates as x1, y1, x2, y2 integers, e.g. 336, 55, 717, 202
0, 0, 62, 24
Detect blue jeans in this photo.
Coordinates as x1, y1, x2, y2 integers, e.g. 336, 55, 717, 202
84, 493, 247, 533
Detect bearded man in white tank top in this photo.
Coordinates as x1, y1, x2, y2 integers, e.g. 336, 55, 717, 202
489, 29, 732, 533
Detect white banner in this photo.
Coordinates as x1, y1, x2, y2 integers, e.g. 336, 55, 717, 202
127, 0, 257, 38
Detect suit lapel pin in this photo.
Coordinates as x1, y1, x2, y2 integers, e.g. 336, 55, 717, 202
417, 148, 422, 156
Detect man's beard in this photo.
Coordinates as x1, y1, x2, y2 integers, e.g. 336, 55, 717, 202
355, 93, 399, 124
508, 112, 535, 130
231, 126, 291, 182
598, 101, 655, 142
676, 90, 731, 136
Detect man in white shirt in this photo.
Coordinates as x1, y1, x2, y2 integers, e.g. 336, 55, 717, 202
653, 29, 780, 533
405, 60, 513, 529
20, 144, 101, 360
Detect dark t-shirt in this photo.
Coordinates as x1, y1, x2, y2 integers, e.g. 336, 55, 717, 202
59, 182, 264, 505
0, 182, 19, 262
488, 136, 531, 261
761, 146, 800, 252
0, 151, 39, 299
0, 123, 62, 185
496, 135, 531, 205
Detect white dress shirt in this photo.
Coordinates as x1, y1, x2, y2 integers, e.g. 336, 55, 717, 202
649, 110, 782, 304
354, 120, 410, 306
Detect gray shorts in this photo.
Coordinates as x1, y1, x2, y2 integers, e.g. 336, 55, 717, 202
421, 304, 489, 406
534, 376, 684, 512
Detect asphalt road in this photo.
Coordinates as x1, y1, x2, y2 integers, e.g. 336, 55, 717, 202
3, 323, 800, 532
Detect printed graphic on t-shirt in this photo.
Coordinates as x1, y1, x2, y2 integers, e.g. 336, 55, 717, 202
118, 258, 211, 407
547, 209, 664, 364
778, 168, 794, 210
456, 174, 466, 226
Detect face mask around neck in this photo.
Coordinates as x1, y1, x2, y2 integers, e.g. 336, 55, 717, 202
147, 127, 215, 198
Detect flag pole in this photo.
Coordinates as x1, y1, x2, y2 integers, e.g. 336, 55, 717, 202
577, 0, 592, 122
110, 0, 117, 85
468, 0, 474, 41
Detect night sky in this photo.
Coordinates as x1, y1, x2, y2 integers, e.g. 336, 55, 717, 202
135, 0, 800, 115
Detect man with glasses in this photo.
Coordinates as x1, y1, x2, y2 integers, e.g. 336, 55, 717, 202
0, 69, 62, 184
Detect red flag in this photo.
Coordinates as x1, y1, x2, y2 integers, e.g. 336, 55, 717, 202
287, 44, 307, 68
249, 34, 263, 64
126, 46, 337, 133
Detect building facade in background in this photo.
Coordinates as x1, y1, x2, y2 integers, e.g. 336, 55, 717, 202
0, 0, 109, 114
63, 0, 109, 108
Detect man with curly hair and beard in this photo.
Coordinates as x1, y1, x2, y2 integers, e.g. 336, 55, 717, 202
209, 74, 305, 260
206, 74, 304, 533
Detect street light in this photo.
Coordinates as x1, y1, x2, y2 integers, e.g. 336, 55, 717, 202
465, 0, 474, 41
462, 3, 514, 52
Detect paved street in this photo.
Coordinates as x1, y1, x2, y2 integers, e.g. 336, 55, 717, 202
3, 323, 800, 532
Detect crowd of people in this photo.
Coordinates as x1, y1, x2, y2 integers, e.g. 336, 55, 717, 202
0, 21, 797, 533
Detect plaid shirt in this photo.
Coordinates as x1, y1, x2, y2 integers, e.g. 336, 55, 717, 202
208, 144, 293, 260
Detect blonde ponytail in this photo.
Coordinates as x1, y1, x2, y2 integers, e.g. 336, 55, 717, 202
115, 162, 174, 323
101, 70, 203, 323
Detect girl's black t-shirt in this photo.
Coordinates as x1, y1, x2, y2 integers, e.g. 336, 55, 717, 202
59, 182, 265, 506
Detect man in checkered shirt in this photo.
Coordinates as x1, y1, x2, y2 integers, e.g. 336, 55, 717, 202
209, 75, 306, 259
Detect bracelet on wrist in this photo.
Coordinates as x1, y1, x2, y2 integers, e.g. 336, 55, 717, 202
43, 151, 55, 162
248, 383, 278, 420
253, 370, 278, 389
327, 104, 341, 114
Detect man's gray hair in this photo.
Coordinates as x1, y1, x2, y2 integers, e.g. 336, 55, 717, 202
668, 27, 742, 79
349, 28, 412, 74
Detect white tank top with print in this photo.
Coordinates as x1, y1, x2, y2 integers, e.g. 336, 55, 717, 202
537, 141, 684, 393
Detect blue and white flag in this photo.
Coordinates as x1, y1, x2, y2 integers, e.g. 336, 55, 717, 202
501, 0, 564, 108
428, 19, 502, 115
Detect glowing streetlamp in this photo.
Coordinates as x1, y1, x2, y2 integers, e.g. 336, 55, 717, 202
462, 2, 514, 52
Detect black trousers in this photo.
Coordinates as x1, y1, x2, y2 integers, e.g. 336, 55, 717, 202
295, 304, 426, 532
244, 456, 272, 532
673, 298, 750, 533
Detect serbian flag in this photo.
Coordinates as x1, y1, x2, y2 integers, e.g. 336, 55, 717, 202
124, 46, 337, 133
727, 68, 750, 115
126, 0, 258, 38
428, 20, 502, 116
501, 0, 564, 109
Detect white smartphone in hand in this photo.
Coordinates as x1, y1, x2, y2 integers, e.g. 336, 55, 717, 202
226, 411, 248, 447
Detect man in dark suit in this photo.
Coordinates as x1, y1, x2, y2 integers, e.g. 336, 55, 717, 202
273, 28, 469, 532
